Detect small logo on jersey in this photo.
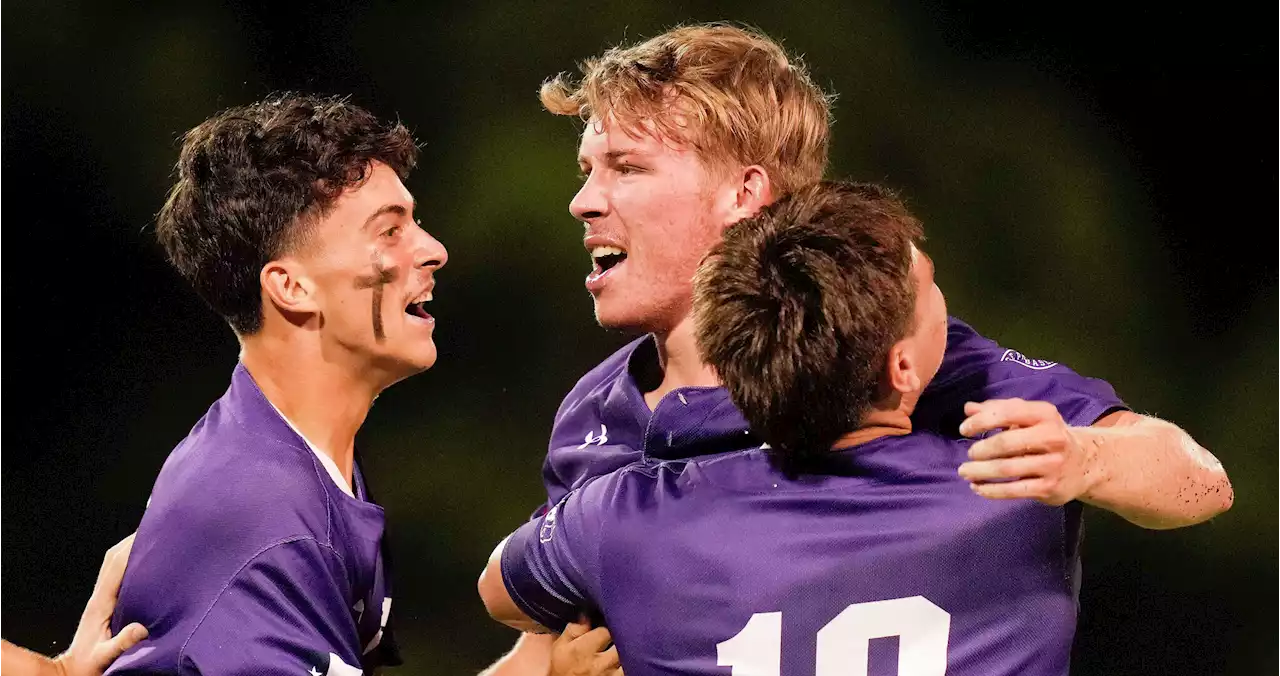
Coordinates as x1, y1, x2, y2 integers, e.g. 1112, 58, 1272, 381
578, 424, 608, 448
1000, 349, 1058, 370
539, 504, 559, 543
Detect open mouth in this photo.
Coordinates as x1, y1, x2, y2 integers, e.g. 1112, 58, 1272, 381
591, 246, 628, 275
405, 289, 434, 322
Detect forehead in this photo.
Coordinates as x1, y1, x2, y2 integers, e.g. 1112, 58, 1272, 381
577, 116, 698, 162
911, 245, 934, 275
332, 161, 414, 214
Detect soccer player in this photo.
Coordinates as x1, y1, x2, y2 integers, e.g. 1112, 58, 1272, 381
105, 94, 444, 674
482, 180, 1156, 673
479, 22, 1232, 672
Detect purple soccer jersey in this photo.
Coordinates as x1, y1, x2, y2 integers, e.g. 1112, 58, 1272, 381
504, 433, 1084, 675
108, 364, 398, 675
540, 316, 1126, 509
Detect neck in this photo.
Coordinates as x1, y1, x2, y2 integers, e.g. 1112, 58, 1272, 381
644, 314, 721, 409
239, 329, 382, 486
829, 396, 917, 449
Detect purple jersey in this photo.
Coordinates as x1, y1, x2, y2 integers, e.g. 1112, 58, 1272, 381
108, 364, 398, 675
504, 432, 1083, 675
541, 316, 1126, 509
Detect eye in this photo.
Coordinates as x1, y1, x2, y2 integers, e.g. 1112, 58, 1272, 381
577, 167, 591, 182
381, 225, 402, 238
617, 164, 643, 175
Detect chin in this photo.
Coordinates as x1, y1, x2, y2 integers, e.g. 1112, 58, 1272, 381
378, 342, 438, 385
593, 301, 650, 334
594, 306, 678, 337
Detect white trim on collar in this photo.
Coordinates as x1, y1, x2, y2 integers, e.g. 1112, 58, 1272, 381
265, 399, 355, 498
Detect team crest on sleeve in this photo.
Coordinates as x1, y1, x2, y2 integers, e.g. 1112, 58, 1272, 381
539, 504, 560, 543
1000, 349, 1058, 370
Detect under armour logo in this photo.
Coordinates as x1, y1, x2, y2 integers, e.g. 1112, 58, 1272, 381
578, 424, 608, 448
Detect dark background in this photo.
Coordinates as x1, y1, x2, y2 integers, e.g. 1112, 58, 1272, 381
3, 1, 1275, 673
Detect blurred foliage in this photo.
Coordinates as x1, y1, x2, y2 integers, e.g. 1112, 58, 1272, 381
3, 1, 1273, 674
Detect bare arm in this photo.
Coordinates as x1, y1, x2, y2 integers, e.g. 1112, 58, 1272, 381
478, 633, 554, 676
958, 400, 1233, 529
478, 537, 622, 676
1075, 409, 1232, 528
478, 536, 548, 633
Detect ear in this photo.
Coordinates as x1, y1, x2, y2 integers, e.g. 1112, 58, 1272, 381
260, 258, 320, 317
728, 165, 775, 222
885, 339, 922, 394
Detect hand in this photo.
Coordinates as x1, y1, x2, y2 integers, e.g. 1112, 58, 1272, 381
957, 399, 1099, 505
51, 533, 149, 676
549, 619, 622, 676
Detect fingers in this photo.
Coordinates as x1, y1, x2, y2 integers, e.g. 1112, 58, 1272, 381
966, 426, 1064, 461
959, 399, 1060, 437
574, 626, 614, 654
959, 452, 1063, 483
94, 533, 136, 597
94, 623, 148, 667
82, 533, 136, 625
592, 646, 621, 675
969, 477, 1069, 505
559, 619, 590, 641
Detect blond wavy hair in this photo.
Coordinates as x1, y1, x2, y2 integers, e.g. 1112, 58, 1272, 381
540, 23, 833, 195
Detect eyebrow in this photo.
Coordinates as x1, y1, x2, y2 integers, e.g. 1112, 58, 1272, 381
362, 200, 416, 230
578, 149, 647, 166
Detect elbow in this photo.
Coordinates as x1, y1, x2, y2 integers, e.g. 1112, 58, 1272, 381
478, 560, 538, 631
1205, 471, 1235, 519
1135, 466, 1235, 530
477, 563, 505, 622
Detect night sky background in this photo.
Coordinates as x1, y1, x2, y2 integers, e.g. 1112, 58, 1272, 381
3, 1, 1274, 673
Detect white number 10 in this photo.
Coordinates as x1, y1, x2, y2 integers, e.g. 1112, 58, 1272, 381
716, 596, 951, 676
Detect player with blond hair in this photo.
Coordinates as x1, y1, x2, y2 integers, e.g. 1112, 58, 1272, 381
478, 22, 1231, 674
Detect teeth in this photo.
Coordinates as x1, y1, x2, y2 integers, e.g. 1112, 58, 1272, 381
591, 246, 626, 259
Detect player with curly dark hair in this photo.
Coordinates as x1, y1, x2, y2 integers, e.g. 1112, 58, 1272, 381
107, 92, 444, 675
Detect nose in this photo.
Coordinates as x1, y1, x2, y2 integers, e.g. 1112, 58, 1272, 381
569, 173, 608, 223
412, 226, 448, 272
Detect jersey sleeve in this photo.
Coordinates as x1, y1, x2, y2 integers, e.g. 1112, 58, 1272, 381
501, 475, 611, 632
176, 537, 364, 676
914, 317, 1129, 435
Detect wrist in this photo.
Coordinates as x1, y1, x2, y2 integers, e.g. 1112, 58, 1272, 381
1072, 425, 1110, 501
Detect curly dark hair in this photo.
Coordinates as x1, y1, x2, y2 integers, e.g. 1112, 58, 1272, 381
693, 180, 924, 472
156, 93, 419, 335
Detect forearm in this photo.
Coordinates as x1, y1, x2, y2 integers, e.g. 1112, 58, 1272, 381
1, 640, 64, 676
1078, 412, 1233, 529
478, 633, 553, 676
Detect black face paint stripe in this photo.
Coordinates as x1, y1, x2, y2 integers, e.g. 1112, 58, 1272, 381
354, 253, 399, 342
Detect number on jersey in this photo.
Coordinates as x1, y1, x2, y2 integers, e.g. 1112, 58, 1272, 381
716, 596, 950, 676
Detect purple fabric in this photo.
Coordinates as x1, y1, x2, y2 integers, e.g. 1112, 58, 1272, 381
506, 432, 1081, 675
541, 316, 1127, 510
108, 364, 396, 675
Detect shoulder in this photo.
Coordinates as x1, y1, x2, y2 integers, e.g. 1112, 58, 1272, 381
134, 408, 339, 576
552, 335, 649, 423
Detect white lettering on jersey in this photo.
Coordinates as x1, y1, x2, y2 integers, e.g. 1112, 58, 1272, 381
578, 424, 608, 448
